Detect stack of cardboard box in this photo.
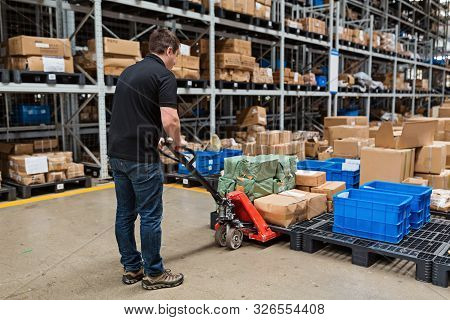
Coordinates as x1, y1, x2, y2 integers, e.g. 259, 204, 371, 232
294, 170, 328, 215
254, 130, 305, 159
384, 72, 411, 91
252, 64, 274, 84
203, 0, 271, 19
284, 17, 326, 36
79, 105, 99, 123
333, 137, 375, 158
323, 116, 370, 148
172, 44, 200, 80
255, 0, 271, 20
76, 37, 141, 76
5, 36, 74, 73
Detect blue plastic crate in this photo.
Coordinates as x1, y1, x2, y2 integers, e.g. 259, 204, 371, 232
178, 151, 221, 176
220, 149, 243, 169
11, 104, 51, 126
325, 158, 360, 187
360, 181, 431, 230
297, 160, 333, 172
333, 189, 413, 244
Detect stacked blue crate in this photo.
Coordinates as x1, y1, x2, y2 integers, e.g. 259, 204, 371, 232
220, 149, 243, 170
360, 181, 432, 229
333, 188, 413, 244
11, 104, 51, 126
325, 158, 360, 188
178, 151, 221, 176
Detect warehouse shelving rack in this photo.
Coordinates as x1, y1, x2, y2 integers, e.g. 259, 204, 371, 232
0, 0, 449, 179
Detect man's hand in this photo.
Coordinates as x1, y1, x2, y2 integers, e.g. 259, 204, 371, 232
175, 138, 188, 152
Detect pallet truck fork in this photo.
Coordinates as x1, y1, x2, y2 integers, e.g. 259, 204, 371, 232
160, 139, 280, 250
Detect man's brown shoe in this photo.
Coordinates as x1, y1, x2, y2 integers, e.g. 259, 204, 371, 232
122, 268, 144, 285
142, 269, 184, 290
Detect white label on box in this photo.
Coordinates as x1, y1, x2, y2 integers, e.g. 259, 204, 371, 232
25, 156, 48, 175
180, 44, 190, 56
48, 73, 56, 80
35, 42, 50, 48
208, 166, 212, 170
256, 2, 262, 9
294, 72, 299, 82
56, 183, 64, 190
345, 159, 360, 165
208, 160, 213, 164
342, 163, 359, 172
183, 178, 188, 184
267, 69, 273, 77
337, 192, 349, 198
42, 56, 65, 72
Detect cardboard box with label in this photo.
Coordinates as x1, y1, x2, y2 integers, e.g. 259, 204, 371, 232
8, 170, 45, 185
237, 106, 267, 127
324, 116, 369, 128
402, 177, 429, 186
254, 191, 307, 227
311, 181, 346, 200
295, 170, 326, 187
7, 56, 74, 73
360, 147, 415, 184
8, 36, 72, 57
8, 155, 49, 175
298, 18, 327, 35
88, 37, 140, 57
375, 121, 435, 149
415, 145, 446, 174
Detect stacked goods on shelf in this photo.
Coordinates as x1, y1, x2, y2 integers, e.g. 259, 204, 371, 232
200, 38, 255, 83
5, 36, 74, 73
202, 0, 272, 19
8, 155, 47, 185
254, 0, 272, 20
0, 142, 34, 177
76, 37, 141, 76
252, 64, 274, 84
298, 18, 327, 36
272, 68, 316, 86
384, 72, 411, 91
172, 44, 200, 80
338, 73, 355, 88
33, 138, 59, 153
79, 105, 99, 123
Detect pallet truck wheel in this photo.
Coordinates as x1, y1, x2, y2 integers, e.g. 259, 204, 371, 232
226, 227, 243, 250
214, 224, 227, 247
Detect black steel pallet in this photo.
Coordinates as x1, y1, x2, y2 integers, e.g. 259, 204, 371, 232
251, 83, 275, 90
5, 176, 92, 199
430, 209, 450, 220
340, 87, 361, 93
0, 185, 16, 201
164, 172, 220, 190
161, 0, 205, 14
298, 30, 327, 42
301, 218, 449, 284
253, 17, 279, 30
432, 249, 450, 288
177, 79, 208, 89
215, 80, 250, 90
105, 75, 119, 86
215, 8, 253, 24
11, 70, 86, 85
0, 69, 10, 83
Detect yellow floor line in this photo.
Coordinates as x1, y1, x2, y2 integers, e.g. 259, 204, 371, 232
0, 183, 115, 209
0, 182, 208, 210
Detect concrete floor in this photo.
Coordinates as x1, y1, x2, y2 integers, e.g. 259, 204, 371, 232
0, 185, 449, 300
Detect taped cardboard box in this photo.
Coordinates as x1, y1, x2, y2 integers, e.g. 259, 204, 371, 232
8, 36, 72, 57
414, 145, 446, 174
295, 170, 326, 187
33, 139, 58, 152
333, 137, 375, 158
237, 106, 267, 127
174, 55, 200, 69
88, 37, 140, 57
279, 130, 292, 144
8, 170, 45, 185
54, 151, 73, 163
240, 55, 256, 71
287, 189, 327, 219
231, 69, 251, 82
311, 181, 346, 200
255, 144, 269, 155
298, 18, 327, 36
172, 67, 200, 80
415, 171, 450, 189
8, 155, 48, 175
402, 177, 428, 186
46, 171, 66, 183
216, 39, 252, 56
360, 147, 415, 184
375, 121, 435, 149
0, 142, 34, 155
66, 163, 85, 179
47, 154, 68, 172
8, 56, 74, 73
254, 191, 307, 227
327, 125, 369, 147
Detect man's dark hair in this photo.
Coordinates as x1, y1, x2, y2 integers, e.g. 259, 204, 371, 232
148, 29, 180, 55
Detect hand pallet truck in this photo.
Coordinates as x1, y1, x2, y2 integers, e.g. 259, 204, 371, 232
160, 139, 281, 250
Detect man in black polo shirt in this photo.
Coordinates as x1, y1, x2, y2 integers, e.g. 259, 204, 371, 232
108, 29, 184, 290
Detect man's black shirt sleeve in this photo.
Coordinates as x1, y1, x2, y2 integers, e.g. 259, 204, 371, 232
159, 72, 178, 108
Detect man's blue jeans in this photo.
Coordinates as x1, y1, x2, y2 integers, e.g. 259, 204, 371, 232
110, 157, 164, 276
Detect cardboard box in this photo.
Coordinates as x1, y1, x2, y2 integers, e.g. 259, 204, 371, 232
242, 142, 256, 156
46, 171, 66, 183
66, 163, 85, 179
434, 141, 450, 167
324, 116, 369, 128
9, 155, 48, 175
311, 181, 346, 200
216, 53, 241, 69
237, 106, 267, 127
295, 170, 326, 187
255, 2, 271, 20
402, 177, 429, 186
231, 69, 250, 82
240, 55, 256, 71
54, 151, 73, 163
8, 170, 45, 185
360, 147, 415, 184
47, 154, 68, 172
33, 139, 58, 152
175, 55, 200, 69
8, 36, 72, 57
338, 73, 355, 86
415, 145, 446, 174
288, 189, 327, 219
416, 171, 450, 189
328, 125, 370, 147
296, 185, 311, 192
254, 192, 307, 227
88, 37, 140, 57
279, 131, 292, 144
333, 138, 375, 158
7, 56, 74, 73
375, 121, 435, 149
299, 18, 326, 35
0, 142, 34, 155
235, 0, 255, 15
439, 108, 450, 118
216, 39, 252, 56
